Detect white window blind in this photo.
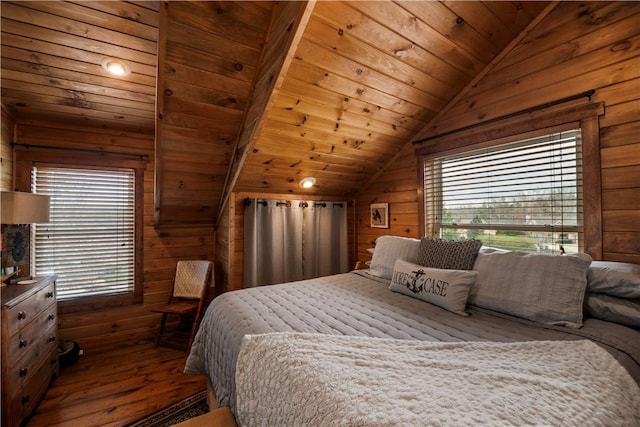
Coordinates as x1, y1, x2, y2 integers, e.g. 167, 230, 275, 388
32, 166, 135, 300
424, 129, 583, 253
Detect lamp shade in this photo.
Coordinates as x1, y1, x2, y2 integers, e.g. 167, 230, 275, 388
1, 191, 50, 224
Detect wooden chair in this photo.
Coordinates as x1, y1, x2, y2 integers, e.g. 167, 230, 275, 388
154, 260, 213, 351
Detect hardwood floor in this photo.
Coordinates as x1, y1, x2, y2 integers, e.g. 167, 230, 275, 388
26, 343, 207, 427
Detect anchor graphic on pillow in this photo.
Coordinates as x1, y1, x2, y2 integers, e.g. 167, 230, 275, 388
405, 269, 426, 294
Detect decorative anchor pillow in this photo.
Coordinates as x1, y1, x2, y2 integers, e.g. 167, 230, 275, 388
389, 259, 478, 316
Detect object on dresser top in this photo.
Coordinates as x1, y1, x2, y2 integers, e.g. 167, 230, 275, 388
1, 268, 23, 284
3, 269, 38, 286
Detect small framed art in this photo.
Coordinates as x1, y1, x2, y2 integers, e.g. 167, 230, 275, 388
370, 203, 389, 228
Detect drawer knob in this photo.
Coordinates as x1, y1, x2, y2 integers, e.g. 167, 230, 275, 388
19, 339, 27, 348
18, 311, 27, 320
46, 291, 54, 298
48, 335, 56, 342
48, 314, 55, 321
21, 395, 30, 405
19, 367, 28, 377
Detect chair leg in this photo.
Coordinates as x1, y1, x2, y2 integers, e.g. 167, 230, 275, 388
187, 310, 202, 351
156, 313, 168, 347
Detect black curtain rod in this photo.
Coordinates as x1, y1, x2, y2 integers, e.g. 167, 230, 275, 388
244, 198, 348, 208
11, 142, 149, 160
412, 89, 596, 146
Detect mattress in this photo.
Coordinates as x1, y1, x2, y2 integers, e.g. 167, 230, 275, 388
184, 271, 640, 410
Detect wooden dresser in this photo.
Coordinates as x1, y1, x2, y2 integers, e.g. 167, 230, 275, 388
1, 275, 58, 427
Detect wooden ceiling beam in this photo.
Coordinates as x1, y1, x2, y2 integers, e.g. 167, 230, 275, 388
216, 1, 316, 225
154, 1, 169, 228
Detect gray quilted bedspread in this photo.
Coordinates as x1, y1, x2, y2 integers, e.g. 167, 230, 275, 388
184, 271, 640, 411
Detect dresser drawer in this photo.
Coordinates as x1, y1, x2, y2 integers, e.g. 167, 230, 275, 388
2, 275, 58, 427
7, 323, 57, 393
4, 282, 56, 338
10, 347, 58, 426
6, 305, 57, 363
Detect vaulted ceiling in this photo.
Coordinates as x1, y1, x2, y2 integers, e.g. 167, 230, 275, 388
1, 1, 551, 226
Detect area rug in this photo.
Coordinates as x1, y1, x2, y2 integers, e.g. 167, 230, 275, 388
127, 391, 209, 426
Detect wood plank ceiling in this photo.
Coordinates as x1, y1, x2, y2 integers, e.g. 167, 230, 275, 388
1, 1, 550, 226
1, 1, 158, 134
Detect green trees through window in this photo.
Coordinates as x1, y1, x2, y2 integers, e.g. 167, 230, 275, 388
424, 129, 583, 254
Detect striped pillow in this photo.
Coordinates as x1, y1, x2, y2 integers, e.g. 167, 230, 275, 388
366, 236, 420, 280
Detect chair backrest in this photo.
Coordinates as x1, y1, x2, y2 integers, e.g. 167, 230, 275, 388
172, 260, 212, 299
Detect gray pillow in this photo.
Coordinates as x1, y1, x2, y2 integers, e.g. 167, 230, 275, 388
417, 237, 482, 270
389, 259, 478, 316
366, 235, 420, 280
585, 293, 640, 328
469, 251, 592, 328
587, 261, 640, 298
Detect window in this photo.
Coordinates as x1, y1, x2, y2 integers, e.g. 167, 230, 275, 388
32, 166, 137, 300
423, 129, 583, 253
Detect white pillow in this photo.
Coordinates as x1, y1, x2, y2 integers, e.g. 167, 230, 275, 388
584, 293, 640, 328
389, 259, 478, 316
587, 261, 640, 298
366, 235, 420, 280
469, 251, 592, 328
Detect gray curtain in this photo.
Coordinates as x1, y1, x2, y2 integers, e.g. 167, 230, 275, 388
302, 202, 349, 279
243, 199, 303, 287
243, 199, 349, 287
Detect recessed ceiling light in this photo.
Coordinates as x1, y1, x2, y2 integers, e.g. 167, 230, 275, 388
101, 58, 130, 77
299, 177, 316, 188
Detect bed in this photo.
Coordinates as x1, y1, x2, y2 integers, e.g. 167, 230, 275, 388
185, 236, 640, 425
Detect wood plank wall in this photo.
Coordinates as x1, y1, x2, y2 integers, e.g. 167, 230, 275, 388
355, 1, 640, 265
355, 145, 420, 261
11, 123, 215, 355
0, 108, 14, 190
215, 194, 234, 293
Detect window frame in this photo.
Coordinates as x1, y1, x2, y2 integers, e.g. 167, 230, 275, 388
423, 125, 584, 253
416, 102, 603, 259
14, 148, 146, 313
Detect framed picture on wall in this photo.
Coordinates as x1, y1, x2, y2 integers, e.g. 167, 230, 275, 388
1, 224, 30, 268
370, 203, 389, 228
